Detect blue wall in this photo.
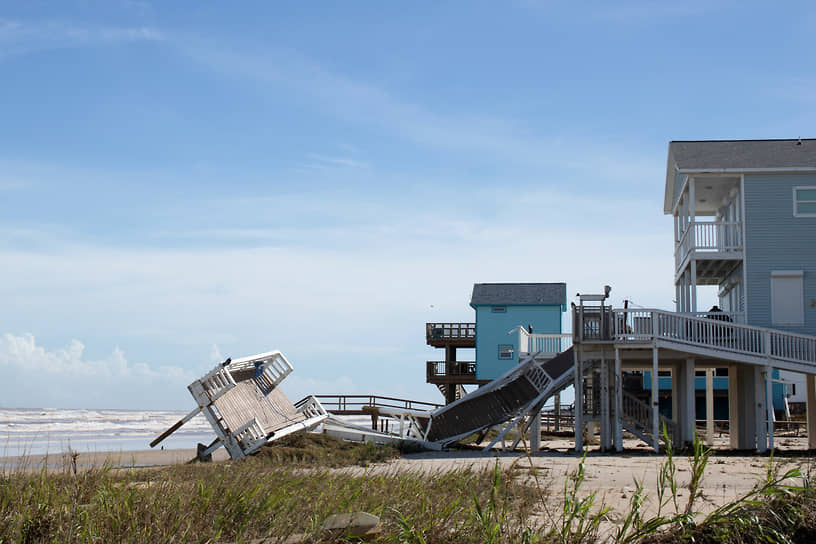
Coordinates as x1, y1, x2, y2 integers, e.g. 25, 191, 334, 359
744, 173, 816, 336
474, 304, 563, 381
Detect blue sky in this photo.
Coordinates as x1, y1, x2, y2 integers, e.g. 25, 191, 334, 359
1, 1, 814, 409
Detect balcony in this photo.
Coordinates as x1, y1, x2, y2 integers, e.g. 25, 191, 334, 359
426, 360, 486, 384
426, 322, 476, 347
674, 221, 743, 283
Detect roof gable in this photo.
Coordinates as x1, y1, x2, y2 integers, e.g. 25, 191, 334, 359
664, 139, 816, 214
470, 283, 566, 307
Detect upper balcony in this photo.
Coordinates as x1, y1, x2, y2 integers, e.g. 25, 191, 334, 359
674, 220, 744, 284
426, 322, 476, 347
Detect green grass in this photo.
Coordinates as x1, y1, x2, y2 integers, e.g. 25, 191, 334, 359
2, 432, 816, 543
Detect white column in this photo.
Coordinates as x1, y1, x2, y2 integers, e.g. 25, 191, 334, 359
614, 348, 623, 452
652, 347, 659, 452
728, 365, 740, 449
530, 409, 541, 453
690, 259, 698, 313
681, 358, 696, 446
765, 366, 774, 451
706, 368, 715, 445
807, 374, 816, 450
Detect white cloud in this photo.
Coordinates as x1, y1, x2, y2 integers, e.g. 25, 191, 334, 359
0, 333, 195, 409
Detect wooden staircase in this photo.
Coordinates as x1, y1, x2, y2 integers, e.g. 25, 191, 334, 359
435, 383, 467, 402
620, 390, 677, 448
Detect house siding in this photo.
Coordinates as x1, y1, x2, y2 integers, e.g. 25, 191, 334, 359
744, 173, 816, 336
474, 305, 562, 381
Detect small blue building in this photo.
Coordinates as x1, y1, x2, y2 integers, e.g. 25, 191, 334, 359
425, 282, 566, 403
470, 283, 566, 381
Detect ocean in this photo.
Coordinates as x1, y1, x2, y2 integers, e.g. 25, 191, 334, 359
0, 407, 216, 457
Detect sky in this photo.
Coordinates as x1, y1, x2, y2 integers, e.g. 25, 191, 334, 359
1, 1, 814, 410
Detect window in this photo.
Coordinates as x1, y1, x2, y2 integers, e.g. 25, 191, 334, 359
794, 187, 816, 217
491, 306, 507, 313
498, 344, 513, 359
771, 271, 805, 326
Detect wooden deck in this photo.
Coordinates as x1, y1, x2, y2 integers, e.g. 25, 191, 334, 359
213, 381, 307, 436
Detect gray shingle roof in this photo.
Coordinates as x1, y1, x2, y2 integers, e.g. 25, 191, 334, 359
470, 283, 566, 306
664, 139, 816, 213
668, 139, 816, 171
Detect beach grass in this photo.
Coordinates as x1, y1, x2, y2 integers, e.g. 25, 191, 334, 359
1, 433, 815, 543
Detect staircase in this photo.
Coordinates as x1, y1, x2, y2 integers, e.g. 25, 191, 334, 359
436, 383, 467, 402
621, 391, 678, 448
424, 348, 575, 447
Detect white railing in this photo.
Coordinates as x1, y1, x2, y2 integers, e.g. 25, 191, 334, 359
612, 308, 816, 368
675, 221, 742, 265
511, 327, 572, 354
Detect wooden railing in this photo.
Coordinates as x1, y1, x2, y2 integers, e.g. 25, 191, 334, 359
311, 394, 440, 414
426, 322, 476, 341
426, 361, 476, 379
675, 220, 742, 266
612, 308, 816, 369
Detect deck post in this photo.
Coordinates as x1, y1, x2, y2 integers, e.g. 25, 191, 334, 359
600, 352, 610, 452
574, 346, 584, 453
670, 364, 679, 426
554, 391, 561, 432
705, 368, 715, 445
530, 410, 541, 453
807, 374, 816, 450
614, 348, 622, 452
728, 365, 739, 449
652, 346, 659, 453
765, 366, 774, 451
755, 366, 767, 453
678, 358, 695, 446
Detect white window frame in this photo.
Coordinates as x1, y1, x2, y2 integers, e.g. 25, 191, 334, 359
498, 344, 514, 360
770, 270, 805, 327
793, 186, 816, 217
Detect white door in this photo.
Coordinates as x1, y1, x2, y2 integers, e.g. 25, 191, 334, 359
771, 271, 804, 327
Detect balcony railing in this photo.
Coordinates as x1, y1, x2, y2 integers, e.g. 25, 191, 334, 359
510, 327, 572, 354
675, 221, 743, 266
426, 360, 476, 380
426, 322, 476, 344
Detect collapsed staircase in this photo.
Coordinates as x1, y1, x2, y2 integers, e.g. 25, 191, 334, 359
423, 348, 575, 448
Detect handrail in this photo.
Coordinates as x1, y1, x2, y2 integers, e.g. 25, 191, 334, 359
612, 308, 816, 368
675, 220, 743, 266
311, 394, 441, 413
509, 326, 573, 354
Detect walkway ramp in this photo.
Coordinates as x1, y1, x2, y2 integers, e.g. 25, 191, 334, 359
423, 347, 575, 448
151, 351, 328, 460
616, 309, 816, 372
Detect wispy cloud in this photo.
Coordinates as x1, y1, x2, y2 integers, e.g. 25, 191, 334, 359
172, 38, 659, 184
305, 153, 369, 169
0, 18, 163, 60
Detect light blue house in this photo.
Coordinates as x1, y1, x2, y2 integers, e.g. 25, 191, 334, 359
470, 283, 566, 381
663, 138, 816, 417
